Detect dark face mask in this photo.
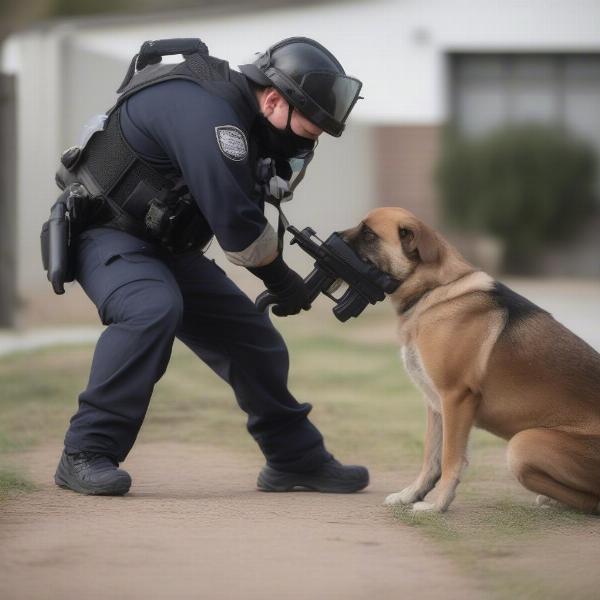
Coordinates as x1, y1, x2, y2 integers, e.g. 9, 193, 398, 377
257, 106, 316, 160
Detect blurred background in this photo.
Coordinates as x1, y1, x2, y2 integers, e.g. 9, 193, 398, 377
1, 0, 599, 328
2, 5, 600, 595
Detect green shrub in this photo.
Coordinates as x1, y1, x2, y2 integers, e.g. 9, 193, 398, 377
436, 124, 598, 272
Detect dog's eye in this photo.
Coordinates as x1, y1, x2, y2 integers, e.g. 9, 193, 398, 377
361, 226, 377, 242
360, 225, 377, 242
399, 228, 412, 240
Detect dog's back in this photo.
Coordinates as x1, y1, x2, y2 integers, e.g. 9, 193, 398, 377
479, 281, 600, 438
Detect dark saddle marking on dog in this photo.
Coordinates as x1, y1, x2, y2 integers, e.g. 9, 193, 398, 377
489, 281, 548, 326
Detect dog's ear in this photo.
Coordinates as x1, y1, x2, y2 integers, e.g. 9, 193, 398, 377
399, 224, 439, 263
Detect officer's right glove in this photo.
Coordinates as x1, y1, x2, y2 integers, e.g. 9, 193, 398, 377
248, 255, 311, 317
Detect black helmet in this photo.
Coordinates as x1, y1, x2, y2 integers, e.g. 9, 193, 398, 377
240, 37, 362, 137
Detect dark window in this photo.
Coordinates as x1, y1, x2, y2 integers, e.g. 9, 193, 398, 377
450, 53, 600, 161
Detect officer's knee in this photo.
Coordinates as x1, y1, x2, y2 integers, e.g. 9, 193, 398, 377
103, 280, 184, 334
138, 283, 183, 333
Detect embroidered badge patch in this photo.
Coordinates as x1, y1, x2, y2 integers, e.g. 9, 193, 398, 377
215, 125, 248, 161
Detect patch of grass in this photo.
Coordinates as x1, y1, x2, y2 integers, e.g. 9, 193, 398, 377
0, 344, 93, 453
392, 504, 461, 542
0, 312, 427, 467
390, 475, 593, 600
140, 325, 426, 467
0, 468, 36, 499
393, 497, 586, 542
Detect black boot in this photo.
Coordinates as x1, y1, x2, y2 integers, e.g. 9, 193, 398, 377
55, 450, 132, 496
257, 458, 369, 493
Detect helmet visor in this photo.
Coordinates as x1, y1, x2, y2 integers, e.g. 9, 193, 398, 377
300, 72, 362, 123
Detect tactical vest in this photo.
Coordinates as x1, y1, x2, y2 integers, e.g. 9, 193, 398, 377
56, 38, 259, 253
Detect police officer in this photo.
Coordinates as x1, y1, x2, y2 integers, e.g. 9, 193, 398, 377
54, 37, 368, 495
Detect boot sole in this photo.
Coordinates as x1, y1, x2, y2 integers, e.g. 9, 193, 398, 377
257, 469, 368, 494
55, 469, 132, 496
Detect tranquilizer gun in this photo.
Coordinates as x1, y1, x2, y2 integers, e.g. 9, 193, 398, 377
256, 226, 400, 322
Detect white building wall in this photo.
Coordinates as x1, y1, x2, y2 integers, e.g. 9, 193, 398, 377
60, 41, 128, 149
4, 28, 66, 296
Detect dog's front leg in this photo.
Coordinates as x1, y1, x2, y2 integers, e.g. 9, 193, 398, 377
413, 389, 477, 513
385, 406, 442, 506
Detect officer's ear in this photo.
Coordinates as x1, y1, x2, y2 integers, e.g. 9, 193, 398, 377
261, 87, 284, 117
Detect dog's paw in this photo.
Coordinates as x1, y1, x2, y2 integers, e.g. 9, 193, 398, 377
384, 486, 420, 506
535, 494, 551, 507
383, 492, 406, 506
412, 501, 437, 512
535, 495, 560, 509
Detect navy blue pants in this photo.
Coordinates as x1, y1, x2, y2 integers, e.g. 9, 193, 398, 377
64, 227, 332, 472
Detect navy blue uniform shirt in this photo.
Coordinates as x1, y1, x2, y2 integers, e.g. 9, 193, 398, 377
119, 79, 277, 264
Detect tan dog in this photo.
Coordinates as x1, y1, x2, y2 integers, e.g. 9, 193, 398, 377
342, 207, 600, 513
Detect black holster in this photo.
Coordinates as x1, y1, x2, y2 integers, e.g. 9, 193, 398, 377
41, 183, 89, 295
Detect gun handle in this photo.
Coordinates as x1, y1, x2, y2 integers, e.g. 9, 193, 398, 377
255, 290, 278, 312
255, 267, 334, 313
333, 288, 369, 322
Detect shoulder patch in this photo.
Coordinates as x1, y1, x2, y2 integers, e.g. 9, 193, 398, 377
215, 125, 248, 161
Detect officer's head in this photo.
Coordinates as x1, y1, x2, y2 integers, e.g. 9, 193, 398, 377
240, 37, 362, 139
255, 87, 323, 141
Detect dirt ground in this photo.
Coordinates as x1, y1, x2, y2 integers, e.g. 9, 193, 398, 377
0, 443, 484, 600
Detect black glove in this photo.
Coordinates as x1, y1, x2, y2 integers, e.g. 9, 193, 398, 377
248, 255, 311, 317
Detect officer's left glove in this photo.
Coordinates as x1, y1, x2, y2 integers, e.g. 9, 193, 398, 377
248, 255, 311, 317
